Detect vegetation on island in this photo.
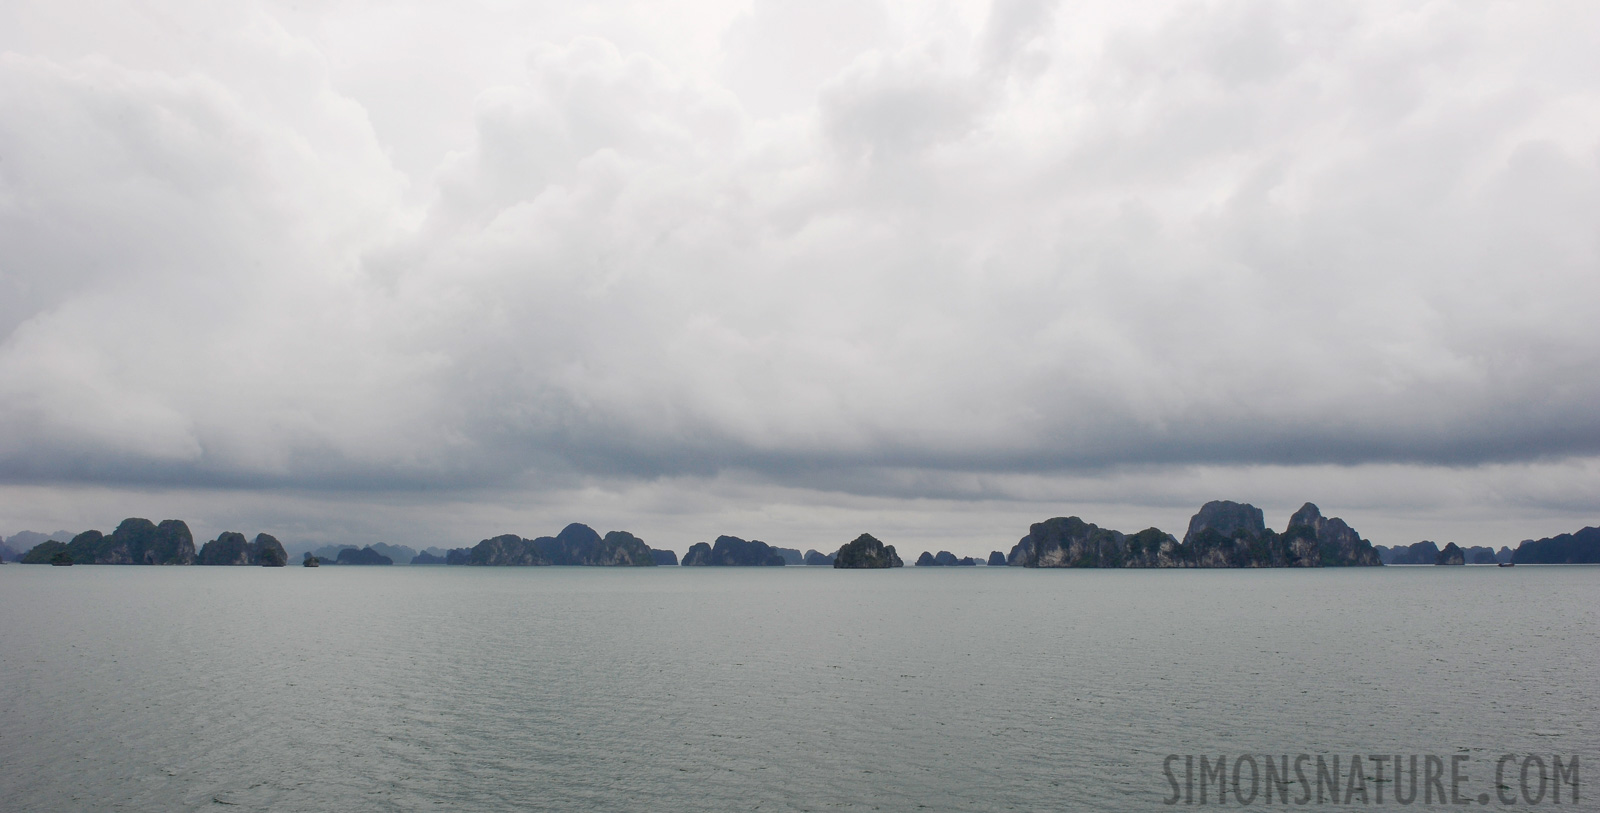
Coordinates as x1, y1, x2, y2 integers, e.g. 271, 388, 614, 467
833, 534, 902, 568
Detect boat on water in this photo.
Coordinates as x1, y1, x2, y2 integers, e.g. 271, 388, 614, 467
1498, 562, 1515, 567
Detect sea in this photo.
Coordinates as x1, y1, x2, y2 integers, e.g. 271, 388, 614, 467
0, 565, 1593, 811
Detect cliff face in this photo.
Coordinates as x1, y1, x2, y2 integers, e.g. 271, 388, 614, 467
987, 551, 1007, 566
198, 532, 251, 565
1285, 503, 1382, 567
1183, 501, 1266, 547
833, 534, 901, 568
26, 519, 196, 565
1010, 517, 1123, 567
681, 536, 787, 566
650, 548, 680, 566
1436, 542, 1466, 565
535, 524, 605, 565
468, 534, 551, 565
1009, 502, 1380, 568
1008, 518, 1182, 568
254, 534, 288, 566
593, 531, 656, 566
198, 532, 285, 565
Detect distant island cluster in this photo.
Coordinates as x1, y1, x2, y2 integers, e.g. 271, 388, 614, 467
2, 501, 1597, 568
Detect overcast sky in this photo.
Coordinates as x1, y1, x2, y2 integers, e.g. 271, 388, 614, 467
2, 0, 1598, 556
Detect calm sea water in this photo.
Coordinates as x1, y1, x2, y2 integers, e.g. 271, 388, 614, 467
0, 565, 1594, 811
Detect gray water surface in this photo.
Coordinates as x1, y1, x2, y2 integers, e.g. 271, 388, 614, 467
1, 566, 1594, 811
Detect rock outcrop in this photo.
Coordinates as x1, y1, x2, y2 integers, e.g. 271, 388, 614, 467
23, 519, 195, 565
1182, 501, 1267, 547
411, 551, 447, 565
1436, 542, 1465, 565
833, 534, 902, 568
1512, 527, 1600, 564
592, 531, 656, 566
254, 534, 288, 566
1283, 503, 1382, 567
198, 532, 288, 566
773, 547, 805, 565
1172, 502, 1379, 568
651, 548, 679, 566
987, 550, 1007, 566
803, 549, 836, 566
1466, 546, 1499, 564
1007, 518, 1181, 568
1007, 502, 1380, 568
467, 534, 550, 565
681, 536, 787, 566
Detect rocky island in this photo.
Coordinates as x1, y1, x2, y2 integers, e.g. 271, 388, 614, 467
1511, 527, 1600, 563
832, 534, 902, 568
1435, 542, 1466, 565
1006, 501, 1383, 568
336, 547, 393, 565
198, 532, 289, 566
803, 549, 835, 565
682, 535, 786, 566
21, 519, 196, 565
451, 523, 657, 566
10, 511, 1596, 572
1377, 540, 1441, 564
915, 550, 977, 566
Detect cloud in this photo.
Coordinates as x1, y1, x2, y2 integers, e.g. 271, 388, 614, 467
2, 0, 1599, 547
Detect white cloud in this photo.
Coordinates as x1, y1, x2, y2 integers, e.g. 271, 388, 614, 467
2, 0, 1599, 547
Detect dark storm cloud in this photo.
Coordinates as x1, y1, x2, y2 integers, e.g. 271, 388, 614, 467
2, 0, 1599, 546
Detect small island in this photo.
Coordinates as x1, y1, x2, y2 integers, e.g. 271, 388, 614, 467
915, 551, 976, 566
198, 532, 288, 566
833, 534, 902, 568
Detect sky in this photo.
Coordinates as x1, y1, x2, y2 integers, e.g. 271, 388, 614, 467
1, 0, 1598, 557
